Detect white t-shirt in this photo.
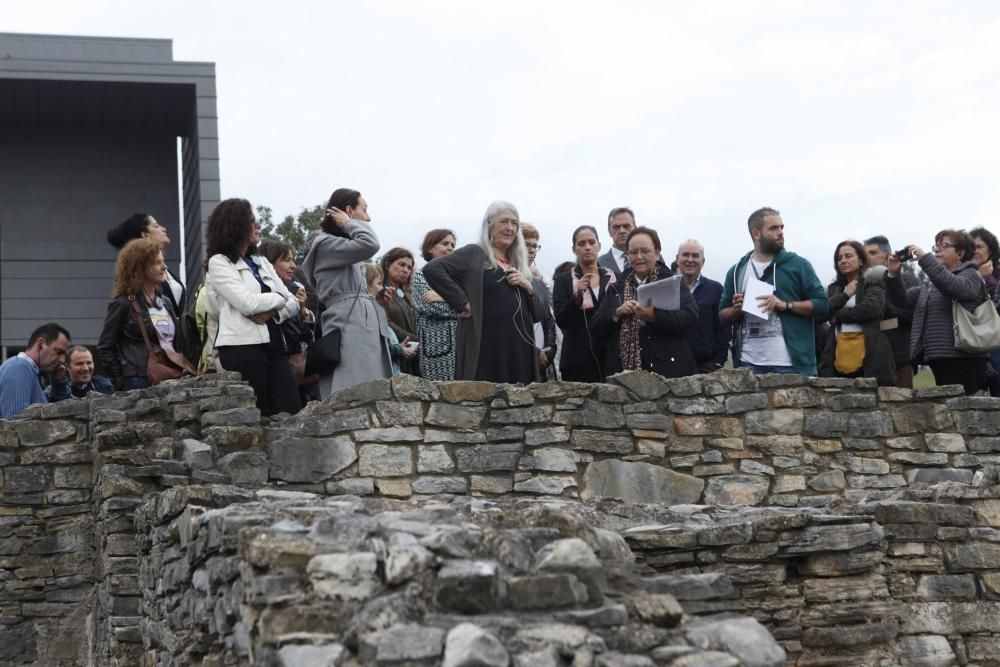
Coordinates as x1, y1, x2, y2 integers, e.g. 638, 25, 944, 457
839, 294, 863, 333
740, 259, 793, 367
147, 303, 177, 353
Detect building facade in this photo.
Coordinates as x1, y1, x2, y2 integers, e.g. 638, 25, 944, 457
0, 32, 218, 351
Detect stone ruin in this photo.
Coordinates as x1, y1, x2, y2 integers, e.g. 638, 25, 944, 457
3, 369, 1000, 665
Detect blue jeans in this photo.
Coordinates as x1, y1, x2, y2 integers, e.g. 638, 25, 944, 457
745, 364, 797, 375
122, 377, 150, 391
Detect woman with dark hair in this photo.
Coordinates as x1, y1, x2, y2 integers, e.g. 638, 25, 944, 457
379, 247, 419, 375
597, 226, 699, 378
258, 239, 318, 403
818, 240, 895, 385
970, 227, 1000, 299
107, 213, 186, 313
423, 201, 543, 383
301, 189, 394, 396
205, 199, 301, 416
886, 228, 988, 396
969, 227, 1000, 395
97, 238, 189, 390
552, 225, 615, 382
412, 229, 459, 380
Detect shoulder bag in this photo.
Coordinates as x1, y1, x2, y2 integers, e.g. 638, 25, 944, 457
953, 282, 1000, 353
130, 297, 198, 385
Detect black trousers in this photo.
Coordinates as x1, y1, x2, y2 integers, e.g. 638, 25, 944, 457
929, 357, 986, 397
218, 343, 302, 416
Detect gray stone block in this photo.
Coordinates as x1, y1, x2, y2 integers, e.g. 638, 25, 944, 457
358, 444, 413, 477
702, 475, 769, 507
268, 436, 357, 483
581, 460, 703, 504
435, 560, 499, 613
455, 442, 522, 473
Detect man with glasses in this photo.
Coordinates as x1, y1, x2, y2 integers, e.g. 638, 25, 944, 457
599, 206, 636, 282
720, 207, 828, 376
521, 223, 556, 378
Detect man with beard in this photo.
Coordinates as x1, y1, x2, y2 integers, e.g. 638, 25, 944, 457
720, 207, 828, 375
676, 239, 731, 372
48, 346, 114, 401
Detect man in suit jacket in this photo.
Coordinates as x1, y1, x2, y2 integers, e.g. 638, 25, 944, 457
598, 206, 636, 282
676, 240, 731, 373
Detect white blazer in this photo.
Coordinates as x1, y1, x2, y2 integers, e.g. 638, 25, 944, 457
206, 254, 298, 347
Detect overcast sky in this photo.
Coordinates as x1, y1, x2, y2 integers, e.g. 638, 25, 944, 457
7, 1, 1000, 283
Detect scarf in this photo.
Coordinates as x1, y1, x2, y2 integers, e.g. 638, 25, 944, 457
619, 264, 659, 371
572, 266, 616, 311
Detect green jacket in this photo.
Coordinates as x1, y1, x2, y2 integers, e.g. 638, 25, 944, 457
719, 248, 829, 375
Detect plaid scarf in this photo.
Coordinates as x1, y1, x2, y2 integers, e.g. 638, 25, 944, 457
618, 265, 659, 371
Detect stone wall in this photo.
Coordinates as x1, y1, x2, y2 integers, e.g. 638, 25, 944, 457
4, 369, 1000, 665
134, 489, 786, 666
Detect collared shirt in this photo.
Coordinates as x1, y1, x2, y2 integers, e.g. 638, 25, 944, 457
611, 246, 628, 273
686, 274, 703, 294
17, 352, 41, 378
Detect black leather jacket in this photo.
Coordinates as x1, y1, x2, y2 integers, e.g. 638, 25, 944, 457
97, 294, 183, 388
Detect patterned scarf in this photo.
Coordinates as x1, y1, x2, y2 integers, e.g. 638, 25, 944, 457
572, 266, 616, 311
619, 264, 659, 371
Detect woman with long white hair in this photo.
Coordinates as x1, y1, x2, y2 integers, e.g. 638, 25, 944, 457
423, 201, 542, 383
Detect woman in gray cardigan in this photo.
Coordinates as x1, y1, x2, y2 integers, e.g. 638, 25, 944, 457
423, 201, 543, 383
301, 188, 393, 398
886, 228, 987, 396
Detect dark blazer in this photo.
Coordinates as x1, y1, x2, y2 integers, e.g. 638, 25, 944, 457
598, 249, 624, 283
686, 276, 731, 369
819, 266, 896, 386
162, 268, 187, 315
424, 244, 544, 381
532, 277, 558, 378
552, 266, 614, 382
97, 294, 183, 389
597, 263, 699, 379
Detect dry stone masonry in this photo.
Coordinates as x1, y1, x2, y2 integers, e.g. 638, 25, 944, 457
2, 369, 1000, 664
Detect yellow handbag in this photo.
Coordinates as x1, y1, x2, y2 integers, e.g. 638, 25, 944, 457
834, 330, 865, 375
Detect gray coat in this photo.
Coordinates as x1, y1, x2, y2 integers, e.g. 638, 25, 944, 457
423, 244, 544, 381
301, 220, 392, 397
886, 255, 987, 363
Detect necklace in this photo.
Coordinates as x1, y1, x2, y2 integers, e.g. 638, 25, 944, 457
495, 255, 510, 267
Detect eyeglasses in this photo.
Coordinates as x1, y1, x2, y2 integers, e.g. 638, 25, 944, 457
526, 243, 542, 251
932, 242, 955, 252
626, 248, 657, 258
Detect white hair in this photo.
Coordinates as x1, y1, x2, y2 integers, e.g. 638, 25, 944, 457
478, 200, 530, 275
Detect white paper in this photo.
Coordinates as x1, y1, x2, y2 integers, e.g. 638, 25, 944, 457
743, 274, 774, 320
637, 274, 682, 310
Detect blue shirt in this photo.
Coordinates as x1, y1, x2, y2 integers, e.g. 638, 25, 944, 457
0, 353, 49, 419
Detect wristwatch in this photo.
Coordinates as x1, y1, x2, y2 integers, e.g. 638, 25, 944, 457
785, 301, 794, 312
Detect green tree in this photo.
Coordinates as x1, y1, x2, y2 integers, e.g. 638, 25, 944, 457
257, 203, 326, 257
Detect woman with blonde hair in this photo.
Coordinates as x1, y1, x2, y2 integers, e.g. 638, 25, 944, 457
423, 200, 543, 383
97, 238, 191, 390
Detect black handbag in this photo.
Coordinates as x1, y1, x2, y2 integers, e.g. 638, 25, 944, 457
304, 328, 342, 376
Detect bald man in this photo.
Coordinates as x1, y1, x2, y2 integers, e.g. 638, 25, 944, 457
676, 239, 731, 372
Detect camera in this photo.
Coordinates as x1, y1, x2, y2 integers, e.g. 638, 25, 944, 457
895, 248, 912, 262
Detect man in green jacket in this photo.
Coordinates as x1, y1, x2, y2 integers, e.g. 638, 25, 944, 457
720, 207, 828, 376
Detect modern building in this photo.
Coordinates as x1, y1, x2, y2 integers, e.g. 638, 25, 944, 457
0, 32, 219, 353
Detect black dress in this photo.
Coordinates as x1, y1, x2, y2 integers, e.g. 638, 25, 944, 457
476, 267, 536, 384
